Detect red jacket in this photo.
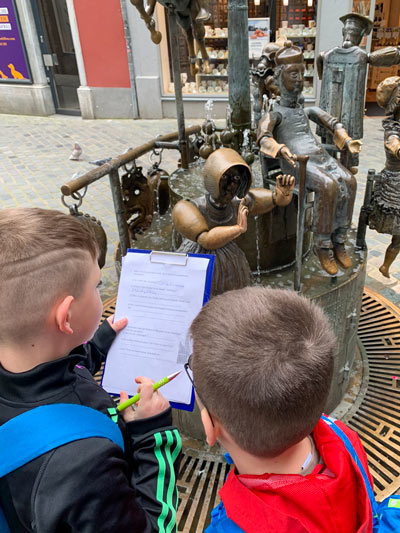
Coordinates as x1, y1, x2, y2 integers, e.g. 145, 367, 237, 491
219, 419, 373, 532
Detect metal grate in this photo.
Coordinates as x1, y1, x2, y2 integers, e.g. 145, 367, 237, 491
345, 287, 400, 502
99, 287, 400, 525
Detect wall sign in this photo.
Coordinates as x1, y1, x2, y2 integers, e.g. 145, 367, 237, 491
0, 0, 32, 83
248, 18, 270, 60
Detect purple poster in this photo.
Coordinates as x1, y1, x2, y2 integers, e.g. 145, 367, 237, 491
0, 0, 32, 83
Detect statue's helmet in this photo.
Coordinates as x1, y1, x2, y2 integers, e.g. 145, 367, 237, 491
275, 42, 303, 66
203, 148, 252, 199
339, 13, 373, 36
376, 76, 400, 110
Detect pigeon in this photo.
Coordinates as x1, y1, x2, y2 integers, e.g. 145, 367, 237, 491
89, 157, 112, 166
69, 142, 83, 161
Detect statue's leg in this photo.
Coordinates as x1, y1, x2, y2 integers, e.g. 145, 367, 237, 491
192, 19, 209, 60
307, 170, 339, 275
184, 27, 200, 76
331, 169, 357, 269
379, 235, 400, 278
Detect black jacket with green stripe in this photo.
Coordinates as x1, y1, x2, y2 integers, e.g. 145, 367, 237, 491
0, 320, 182, 532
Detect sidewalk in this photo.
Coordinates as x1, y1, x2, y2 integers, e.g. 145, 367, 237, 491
0, 113, 398, 305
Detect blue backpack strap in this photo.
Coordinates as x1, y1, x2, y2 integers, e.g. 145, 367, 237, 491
0, 403, 124, 477
205, 501, 244, 532
321, 415, 379, 523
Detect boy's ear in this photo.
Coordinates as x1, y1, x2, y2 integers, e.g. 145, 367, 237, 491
200, 407, 219, 447
55, 296, 75, 335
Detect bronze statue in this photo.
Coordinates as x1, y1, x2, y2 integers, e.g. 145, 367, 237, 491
130, 0, 210, 75
257, 43, 362, 276
251, 42, 281, 124
317, 12, 400, 172
369, 76, 400, 278
172, 147, 294, 296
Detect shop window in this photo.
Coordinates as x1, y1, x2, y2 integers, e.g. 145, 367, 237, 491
158, 0, 317, 99
366, 0, 400, 103
276, 0, 318, 99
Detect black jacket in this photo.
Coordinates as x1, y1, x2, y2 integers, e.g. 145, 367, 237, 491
0, 321, 181, 532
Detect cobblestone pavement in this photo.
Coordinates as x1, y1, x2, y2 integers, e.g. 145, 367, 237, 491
0, 112, 398, 305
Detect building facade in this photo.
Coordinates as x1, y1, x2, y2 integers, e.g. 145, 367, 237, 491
0, 0, 375, 119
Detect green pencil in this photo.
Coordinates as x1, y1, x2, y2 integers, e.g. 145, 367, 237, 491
117, 370, 182, 411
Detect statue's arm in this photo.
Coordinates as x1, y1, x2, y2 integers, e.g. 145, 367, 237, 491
172, 199, 248, 250
172, 200, 209, 242
369, 46, 400, 66
316, 52, 324, 80
247, 174, 295, 216
256, 112, 285, 158
305, 106, 340, 132
385, 134, 400, 159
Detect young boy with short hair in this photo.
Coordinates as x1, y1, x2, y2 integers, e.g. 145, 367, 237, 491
190, 286, 373, 532
0, 207, 181, 532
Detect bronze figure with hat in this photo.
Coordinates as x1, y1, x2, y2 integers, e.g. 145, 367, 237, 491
257, 42, 362, 276
369, 76, 400, 278
172, 147, 295, 296
317, 12, 400, 173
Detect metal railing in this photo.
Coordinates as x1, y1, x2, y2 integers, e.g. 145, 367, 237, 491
61, 125, 201, 257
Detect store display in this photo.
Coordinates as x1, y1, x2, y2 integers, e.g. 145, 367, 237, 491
276, 1, 317, 98
195, 25, 229, 95
367, 0, 400, 101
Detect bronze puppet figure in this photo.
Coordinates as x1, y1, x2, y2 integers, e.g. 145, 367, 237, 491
369, 77, 400, 278
257, 43, 362, 276
172, 148, 294, 296
130, 0, 210, 75
317, 12, 400, 173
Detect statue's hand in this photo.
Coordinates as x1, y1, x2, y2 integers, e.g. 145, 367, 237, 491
276, 174, 295, 197
347, 139, 363, 155
279, 146, 297, 167
237, 198, 249, 234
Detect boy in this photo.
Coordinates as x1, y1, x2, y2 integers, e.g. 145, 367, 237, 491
189, 287, 373, 532
0, 207, 180, 532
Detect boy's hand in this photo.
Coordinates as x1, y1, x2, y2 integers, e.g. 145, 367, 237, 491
120, 377, 170, 423
107, 315, 128, 334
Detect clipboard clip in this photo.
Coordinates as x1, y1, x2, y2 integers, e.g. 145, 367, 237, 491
150, 250, 188, 266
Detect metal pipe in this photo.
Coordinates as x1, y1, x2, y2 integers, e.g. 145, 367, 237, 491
228, 0, 251, 130
109, 168, 131, 257
356, 169, 375, 249
120, 0, 139, 118
294, 155, 309, 292
61, 125, 200, 196
167, 6, 188, 169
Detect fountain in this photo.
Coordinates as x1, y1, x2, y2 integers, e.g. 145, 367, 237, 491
61, 0, 367, 439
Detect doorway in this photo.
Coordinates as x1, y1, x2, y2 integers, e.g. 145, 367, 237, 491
32, 0, 80, 114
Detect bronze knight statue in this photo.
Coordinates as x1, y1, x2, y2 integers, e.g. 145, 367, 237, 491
172, 148, 294, 296
369, 76, 400, 278
317, 12, 400, 172
257, 43, 362, 276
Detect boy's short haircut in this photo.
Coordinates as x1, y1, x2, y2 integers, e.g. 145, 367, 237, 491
0, 208, 98, 344
190, 287, 335, 457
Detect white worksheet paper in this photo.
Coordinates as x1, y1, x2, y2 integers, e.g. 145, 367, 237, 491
102, 251, 210, 405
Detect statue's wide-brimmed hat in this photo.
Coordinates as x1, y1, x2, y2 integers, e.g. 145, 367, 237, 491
275, 42, 303, 65
339, 12, 373, 35
376, 76, 400, 108
203, 148, 252, 199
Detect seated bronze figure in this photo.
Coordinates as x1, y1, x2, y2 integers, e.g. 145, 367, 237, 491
257, 43, 362, 275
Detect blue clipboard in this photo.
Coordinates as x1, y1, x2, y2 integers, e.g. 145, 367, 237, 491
106, 248, 215, 412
